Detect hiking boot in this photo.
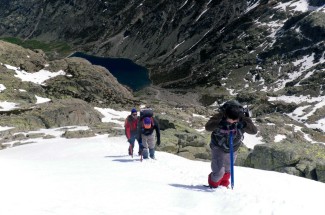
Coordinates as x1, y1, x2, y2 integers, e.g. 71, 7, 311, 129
149, 148, 155, 159
208, 173, 221, 188
128, 145, 133, 156
142, 148, 149, 159
220, 172, 230, 187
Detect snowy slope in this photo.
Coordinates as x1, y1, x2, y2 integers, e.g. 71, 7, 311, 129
0, 130, 325, 215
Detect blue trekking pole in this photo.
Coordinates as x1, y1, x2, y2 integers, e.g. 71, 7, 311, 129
229, 131, 234, 189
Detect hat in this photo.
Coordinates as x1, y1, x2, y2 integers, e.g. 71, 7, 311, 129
225, 100, 242, 108
131, 108, 137, 113
225, 105, 242, 120
220, 100, 242, 113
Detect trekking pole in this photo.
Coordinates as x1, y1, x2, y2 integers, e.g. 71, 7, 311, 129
140, 150, 143, 162
139, 142, 143, 162
229, 131, 234, 190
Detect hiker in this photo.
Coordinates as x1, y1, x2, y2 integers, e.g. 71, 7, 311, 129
124, 108, 141, 156
137, 108, 161, 159
205, 100, 257, 188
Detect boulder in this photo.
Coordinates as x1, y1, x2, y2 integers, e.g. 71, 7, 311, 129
246, 141, 325, 182
34, 98, 103, 127
61, 129, 96, 139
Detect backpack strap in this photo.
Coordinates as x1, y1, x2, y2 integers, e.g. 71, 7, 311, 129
150, 117, 154, 127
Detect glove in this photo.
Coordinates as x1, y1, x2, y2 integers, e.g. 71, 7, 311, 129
236, 121, 247, 129
220, 120, 228, 127
156, 139, 161, 146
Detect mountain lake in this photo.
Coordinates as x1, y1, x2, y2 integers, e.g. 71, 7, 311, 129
70, 52, 151, 91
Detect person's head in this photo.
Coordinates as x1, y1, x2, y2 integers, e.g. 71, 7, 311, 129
223, 101, 243, 122
131, 108, 137, 117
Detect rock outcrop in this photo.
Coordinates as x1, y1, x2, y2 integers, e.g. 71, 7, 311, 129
245, 141, 325, 182
0, 40, 135, 133
44, 57, 135, 106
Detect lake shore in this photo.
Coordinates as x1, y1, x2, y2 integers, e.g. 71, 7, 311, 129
70, 52, 151, 91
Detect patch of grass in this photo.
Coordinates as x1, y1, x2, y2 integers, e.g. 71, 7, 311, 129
0, 37, 72, 58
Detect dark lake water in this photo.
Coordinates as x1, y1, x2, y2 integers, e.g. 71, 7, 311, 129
70, 52, 151, 91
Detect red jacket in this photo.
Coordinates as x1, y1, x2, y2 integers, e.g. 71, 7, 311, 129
124, 115, 139, 139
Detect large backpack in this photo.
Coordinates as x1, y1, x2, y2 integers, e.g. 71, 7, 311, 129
140, 108, 153, 119
140, 108, 155, 130
142, 116, 155, 129
211, 125, 244, 153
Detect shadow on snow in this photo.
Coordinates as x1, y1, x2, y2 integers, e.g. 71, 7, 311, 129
104, 155, 142, 162
169, 184, 216, 192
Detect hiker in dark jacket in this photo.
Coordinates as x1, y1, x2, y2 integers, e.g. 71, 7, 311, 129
137, 115, 160, 159
124, 108, 141, 156
205, 100, 257, 188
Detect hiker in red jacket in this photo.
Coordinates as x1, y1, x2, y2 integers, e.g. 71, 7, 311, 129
124, 108, 141, 156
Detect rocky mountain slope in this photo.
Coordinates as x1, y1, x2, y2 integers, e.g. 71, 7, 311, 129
1, 1, 324, 121
0, 1, 324, 90
0, 41, 136, 133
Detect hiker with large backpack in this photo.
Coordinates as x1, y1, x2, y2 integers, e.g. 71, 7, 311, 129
137, 108, 161, 159
205, 100, 257, 188
124, 108, 142, 156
